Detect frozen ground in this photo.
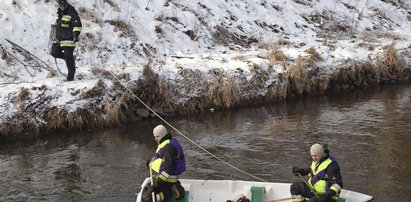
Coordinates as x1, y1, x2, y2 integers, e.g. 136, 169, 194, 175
0, 0, 410, 137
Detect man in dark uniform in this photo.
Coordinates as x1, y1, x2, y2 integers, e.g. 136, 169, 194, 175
142, 125, 186, 202
50, 0, 82, 81
290, 143, 343, 202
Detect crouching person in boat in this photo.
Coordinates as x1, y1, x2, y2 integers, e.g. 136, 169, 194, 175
142, 124, 186, 202
290, 143, 343, 202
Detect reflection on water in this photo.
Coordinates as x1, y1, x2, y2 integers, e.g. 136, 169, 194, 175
1, 84, 411, 202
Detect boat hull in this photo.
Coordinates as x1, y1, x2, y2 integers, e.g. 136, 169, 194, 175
136, 178, 373, 202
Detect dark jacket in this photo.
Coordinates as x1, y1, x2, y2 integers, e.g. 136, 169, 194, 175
55, 4, 82, 42
158, 133, 179, 174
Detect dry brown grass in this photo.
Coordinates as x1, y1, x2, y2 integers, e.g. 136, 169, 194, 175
328, 43, 408, 90
212, 25, 257, 47
0, 121, 39, 139
44, 108, 94, 131
43, 107, 61, 130
371, 7, 389, 21
287, 57, 309, 94
78, 32, 100, 53
91, 67, 113, 78
78, 7, 102, 24
327, 43, 408, 90
103, 93, 129, 126
377, 32, 402, 40
374, 43, 406, 81
360, 31, 402, 42
168, 67, 239, 113
304, 46, 323, 62
103, 0, 120, 11
258, 38, 289, 49
286, 47, 327, 95
173, 68, 207, 113
14, 88, 29, 112
43, 90, 131, 132
381, 44, 403, 67
105, 19, 137, 38
14, 88, 29, 102
231, 55, 247, 61
329, 61, 376, 90
266, 73, 288, 100
0, 43, 12, 65
206, 69, 237, 108
266, 45, 287, 64
82, 79, 106, 98
141, 64, 174, 110
182, 97, 207, 114
235, 61, 276, 104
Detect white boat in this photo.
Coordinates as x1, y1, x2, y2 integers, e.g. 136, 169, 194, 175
136, 178, 373, 202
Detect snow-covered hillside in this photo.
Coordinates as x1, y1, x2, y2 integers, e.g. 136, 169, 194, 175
0, 0, 410, 139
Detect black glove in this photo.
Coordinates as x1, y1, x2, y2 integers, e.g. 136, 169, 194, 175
152, 177, 164, 190
292, 166, 304, 176
326, 189, 336, 198
73, 36, 79, 42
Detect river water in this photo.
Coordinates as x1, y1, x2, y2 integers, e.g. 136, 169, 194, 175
1, 84, 410, 202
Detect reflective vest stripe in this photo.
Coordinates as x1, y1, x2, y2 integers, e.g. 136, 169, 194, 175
73, 27, 82, 32
291, 194, 305, 202
160, 171, 179, 179
62, 24, 69, 27
159, 171, 178, 183
150, 159, 162, 173
150, 140, 171, 173
158, 192, 164, 201
60, 40, 76, 47
330, 183, 341, 193
308, 159, 332, 194
156, 139, 169, 153
307, 159, 340, 200
62, 15, 71, 21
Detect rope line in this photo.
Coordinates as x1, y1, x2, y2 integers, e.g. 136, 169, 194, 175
107, 69, 267, 182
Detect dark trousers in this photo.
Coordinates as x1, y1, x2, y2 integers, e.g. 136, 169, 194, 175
141, 180, 184, 202
50, 43, 76, 81
290, 182, 336, 202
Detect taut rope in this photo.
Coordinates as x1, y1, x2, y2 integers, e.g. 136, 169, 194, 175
107, 69, 267, 182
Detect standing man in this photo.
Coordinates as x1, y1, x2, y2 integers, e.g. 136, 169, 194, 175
290, 143, 343, 202
51, 0, 82, 81
142, 125, 186, 202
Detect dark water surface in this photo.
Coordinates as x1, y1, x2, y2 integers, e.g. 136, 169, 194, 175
1, 84, 410, 202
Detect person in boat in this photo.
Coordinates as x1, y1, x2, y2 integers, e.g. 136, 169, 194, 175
142, 125, 186, 202
50, 0, 82, 81
290, 143, 343, 202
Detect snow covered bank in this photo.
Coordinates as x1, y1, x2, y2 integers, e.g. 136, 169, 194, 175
0, 0, 410, 139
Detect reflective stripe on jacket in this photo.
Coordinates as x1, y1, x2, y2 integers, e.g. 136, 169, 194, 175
60, 40, 75, 47
54, 4, 82, 47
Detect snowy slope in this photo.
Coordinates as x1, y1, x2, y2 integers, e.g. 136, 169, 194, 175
0, 0, 410, 137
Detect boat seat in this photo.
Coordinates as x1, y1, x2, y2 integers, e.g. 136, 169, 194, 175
163, 191, 189, 202
251, 186, 266, 202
